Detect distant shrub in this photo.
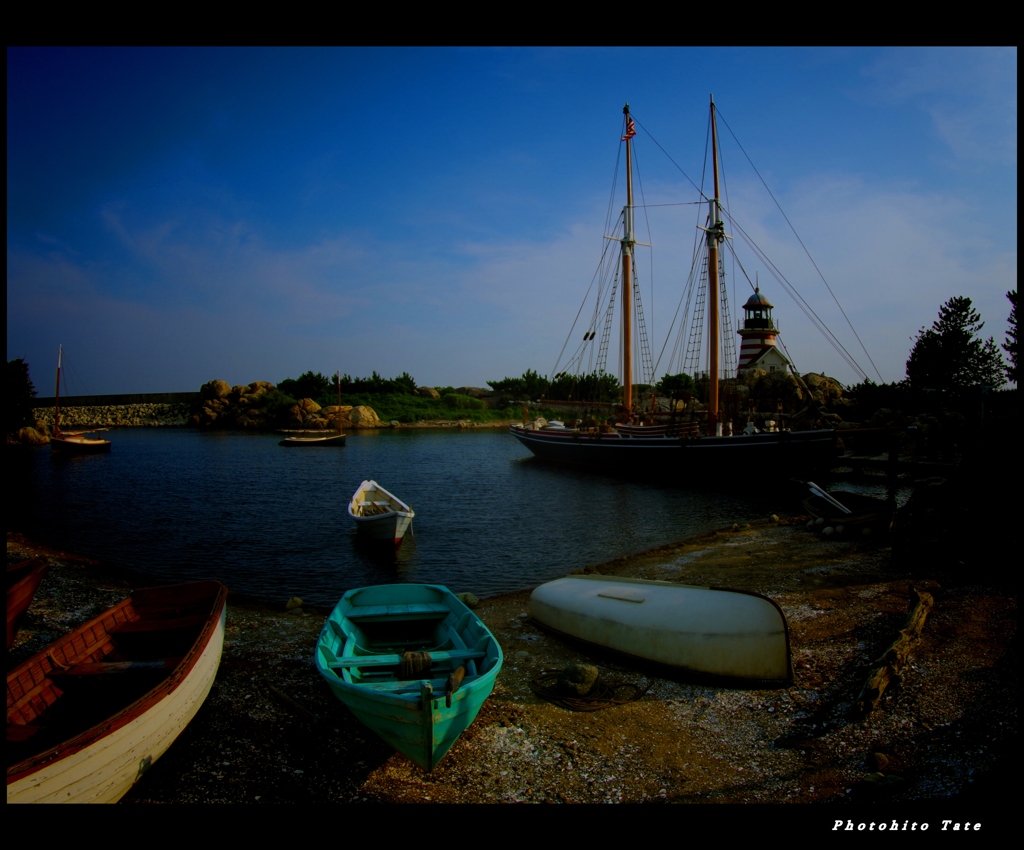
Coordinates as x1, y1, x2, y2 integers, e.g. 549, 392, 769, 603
441, 393, 486, 410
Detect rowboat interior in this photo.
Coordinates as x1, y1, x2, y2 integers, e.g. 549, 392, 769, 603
7, 582, 225, 771
319, 599, 498, 696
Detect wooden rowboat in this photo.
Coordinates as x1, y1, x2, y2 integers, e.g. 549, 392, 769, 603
348, 480, 415, 548
7, 580, 227, 803
279, 433, 347, 447
315, 583, 503, 771
7, 559, 49, 649
802, 487, 894, 537
530, 574, 792, 683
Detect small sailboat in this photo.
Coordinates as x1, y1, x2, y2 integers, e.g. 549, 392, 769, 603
348, 480, 414, 548
314, 583, 503, 771
279, 372, 347, 447
7, 581, 227, 803
49, 346, 111, 453
509, 98, 838, 477
530, 574, 792, 683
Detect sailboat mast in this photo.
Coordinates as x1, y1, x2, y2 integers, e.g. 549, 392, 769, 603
621, 104, 636, 416
707, 96, 723, 432
54, 345, 63, 437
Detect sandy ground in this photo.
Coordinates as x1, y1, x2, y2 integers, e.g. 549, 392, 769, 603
6, 513, 1016, 822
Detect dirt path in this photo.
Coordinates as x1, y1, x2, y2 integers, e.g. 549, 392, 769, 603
6, 521, 1015, 811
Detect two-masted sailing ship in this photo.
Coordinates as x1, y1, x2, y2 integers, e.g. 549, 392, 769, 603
509, 97, 837, 476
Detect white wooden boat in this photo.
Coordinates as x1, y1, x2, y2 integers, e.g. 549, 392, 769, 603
7, 581, 227, 803
348, 480, 415, 548
529, 574, 791, 683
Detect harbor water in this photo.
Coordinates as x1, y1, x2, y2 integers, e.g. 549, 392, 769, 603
10, 428, 804, 607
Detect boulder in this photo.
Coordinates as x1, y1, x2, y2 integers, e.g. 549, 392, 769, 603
802, 372, 844, 404
349, 405, 383, 428
200, 379, 232, 400
248, 381, 275, 392
298, 398, 321, 414
454, 387, 489, 399
321, 405, 353, 417
416, 386, 441, 400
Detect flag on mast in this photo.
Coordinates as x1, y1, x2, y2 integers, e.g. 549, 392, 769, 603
622, 117, 636, 141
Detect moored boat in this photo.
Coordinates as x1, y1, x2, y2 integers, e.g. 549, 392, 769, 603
279, 372, 347, 447
509, 98, 845, 478
6, 559, 49, 649
279, 433, 347, 447
314, 583, 503, 771
50, 346, 111, 453
348, 480, 414, 548
7, 580, 227, 803
530, 574, 792, 683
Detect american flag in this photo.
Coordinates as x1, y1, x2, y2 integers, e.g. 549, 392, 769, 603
622, 117, 636, 141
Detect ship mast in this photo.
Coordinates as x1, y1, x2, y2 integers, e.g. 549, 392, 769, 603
621, 104, 636, 417
706, 95, 724, 433
54, 344, 63, 437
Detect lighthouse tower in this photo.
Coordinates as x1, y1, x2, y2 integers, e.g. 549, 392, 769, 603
737, 288, 790, 376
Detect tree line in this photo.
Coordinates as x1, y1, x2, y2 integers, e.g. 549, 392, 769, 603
6, 291, 1017, 436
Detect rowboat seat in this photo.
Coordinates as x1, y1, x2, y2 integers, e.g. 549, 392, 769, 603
50, 658, 182, 676
111, 614, 208, 633
345, 603, 451, 622
328, 649, 486, 669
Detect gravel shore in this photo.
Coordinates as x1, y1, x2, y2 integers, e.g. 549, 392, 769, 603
6, 519, 1015, 816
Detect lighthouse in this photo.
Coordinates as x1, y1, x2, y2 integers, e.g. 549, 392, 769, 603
737, 288, 790, 376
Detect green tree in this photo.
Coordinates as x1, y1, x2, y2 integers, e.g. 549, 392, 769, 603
654, 372, 695, 400
906, 296, 1005, 395
6, 358, 37, 434
279, 370, 331, 400
1004, 289, 1017, 384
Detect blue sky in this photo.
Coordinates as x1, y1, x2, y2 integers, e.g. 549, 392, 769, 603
7, 47, 1017, 395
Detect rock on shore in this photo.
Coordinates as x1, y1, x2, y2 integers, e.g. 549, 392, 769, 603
6, 521, 1014, 807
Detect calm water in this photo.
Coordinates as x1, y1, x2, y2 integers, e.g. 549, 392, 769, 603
9, 428, 784, 607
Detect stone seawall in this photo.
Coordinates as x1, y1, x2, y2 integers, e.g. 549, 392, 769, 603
32, 403, 191, 429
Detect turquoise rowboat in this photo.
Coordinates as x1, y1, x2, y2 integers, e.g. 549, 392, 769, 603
315, 584, 503, 771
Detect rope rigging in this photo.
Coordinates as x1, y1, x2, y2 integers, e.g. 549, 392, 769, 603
552, 104, 878, 408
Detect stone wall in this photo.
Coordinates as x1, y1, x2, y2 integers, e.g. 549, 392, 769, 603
32, 403, 191, 430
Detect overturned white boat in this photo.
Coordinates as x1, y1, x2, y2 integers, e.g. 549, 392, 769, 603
348, 480, 415, 548
530, 574, 791, 683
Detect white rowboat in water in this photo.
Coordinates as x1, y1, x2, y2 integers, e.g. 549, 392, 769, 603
529, 574, 791, 683
348, 480, 415, 548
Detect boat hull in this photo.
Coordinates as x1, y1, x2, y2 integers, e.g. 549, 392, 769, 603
510, 424, 835, 477
7, 581, 227, 803
530, 575, 791, 683
50, 434, 111, 453
315, 584, 503, 771
348, 480, 415, 546
7, 559, 49, 649
279, 434, 346, 447
803, 491, 894, 535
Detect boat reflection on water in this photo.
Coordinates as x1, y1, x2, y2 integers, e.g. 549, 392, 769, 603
350, 528, 417, 570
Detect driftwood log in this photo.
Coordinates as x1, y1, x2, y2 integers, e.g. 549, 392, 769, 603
857, 585, 934, 715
